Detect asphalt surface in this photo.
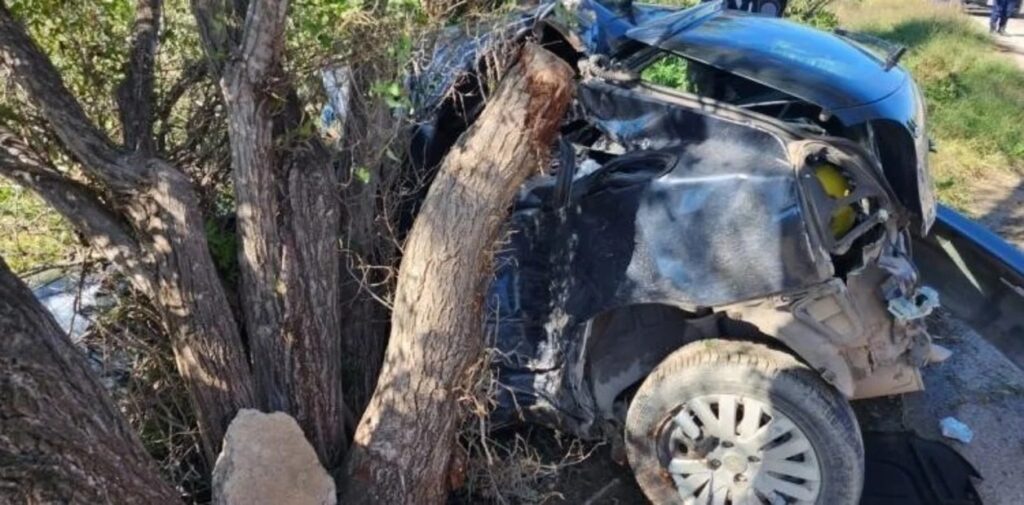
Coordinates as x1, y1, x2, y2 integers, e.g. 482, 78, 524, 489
856, 311, 1024, 505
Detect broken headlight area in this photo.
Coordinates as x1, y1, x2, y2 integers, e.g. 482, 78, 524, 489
788, 140, 940, 395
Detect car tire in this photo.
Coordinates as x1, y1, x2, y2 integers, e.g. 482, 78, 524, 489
625, 339, 863, 505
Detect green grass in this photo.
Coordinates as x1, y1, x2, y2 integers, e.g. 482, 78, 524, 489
641, 53, 695, 91
836, 0, 1024, 208
0, 181, 76, 273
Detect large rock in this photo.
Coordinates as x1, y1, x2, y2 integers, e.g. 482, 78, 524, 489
213, 409, 337, 505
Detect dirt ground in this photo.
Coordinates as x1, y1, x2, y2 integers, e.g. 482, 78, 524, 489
962, 167, 1024, 245
965, 10, 1024, 244
972, 7, 1024, 68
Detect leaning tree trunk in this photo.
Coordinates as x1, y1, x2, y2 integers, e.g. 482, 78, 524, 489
0, 256, 181, 504
0, 4, 256, 463
342, 43, 574, 504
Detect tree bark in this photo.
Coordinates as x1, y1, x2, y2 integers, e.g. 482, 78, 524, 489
116, 0, 162, 154
342, 43, 574, 504
0, 4, 256, 461
337, 63, 406, 416
214, 0, 347, 467
0, 256, 181, 504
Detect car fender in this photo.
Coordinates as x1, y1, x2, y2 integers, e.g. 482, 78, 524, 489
719, 300, 857, 397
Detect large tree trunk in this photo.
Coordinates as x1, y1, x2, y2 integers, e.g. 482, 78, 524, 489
0, 4, 256, 462
214, 0, 346, 467
0, 256, 181, 504
342, 43, 574, 504
138, 161, 259, 460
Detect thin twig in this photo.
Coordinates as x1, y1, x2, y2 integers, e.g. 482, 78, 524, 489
583, 478, 621, 505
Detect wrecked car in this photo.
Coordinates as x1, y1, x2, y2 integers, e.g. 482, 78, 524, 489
410, 1, 940, 503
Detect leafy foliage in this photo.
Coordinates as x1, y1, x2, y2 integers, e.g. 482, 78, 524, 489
5, 0, 133, 133
837, 0, 1024, 207
640, 53, 694, 91
0, 183, 75, 273
788, 0, 839, 29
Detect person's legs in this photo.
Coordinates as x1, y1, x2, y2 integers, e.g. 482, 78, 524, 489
998, 0, 1013, 33
1002, 2, 1018, 33
992, 0, 1003, 32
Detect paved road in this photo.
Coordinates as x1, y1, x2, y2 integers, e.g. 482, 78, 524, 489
859, 312, 1024, 505
915, 11, 1024, 505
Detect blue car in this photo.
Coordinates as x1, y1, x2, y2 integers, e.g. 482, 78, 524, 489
410, 2, 943, 503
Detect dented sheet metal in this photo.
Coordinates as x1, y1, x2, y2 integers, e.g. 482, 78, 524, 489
404, 1, 939, 437
488, 83, 838, 431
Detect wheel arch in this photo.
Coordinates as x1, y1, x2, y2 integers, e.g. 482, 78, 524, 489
582, 301, 855, 421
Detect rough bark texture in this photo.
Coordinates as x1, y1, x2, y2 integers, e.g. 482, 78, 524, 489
213, 0, 346, 466
0, 257, 181, 504
0, 3, 256, 461
342, 44, 574, 504
138, 160, 258, 460
4, 0, 347, 468
116, 0, 162, 154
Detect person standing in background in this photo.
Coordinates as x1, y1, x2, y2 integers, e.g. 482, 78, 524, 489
990, 0, 1018, 35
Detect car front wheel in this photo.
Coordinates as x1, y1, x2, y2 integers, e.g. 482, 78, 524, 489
625, 340, 863, 505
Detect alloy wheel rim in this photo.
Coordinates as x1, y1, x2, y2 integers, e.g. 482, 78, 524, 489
657, 394, 822, 505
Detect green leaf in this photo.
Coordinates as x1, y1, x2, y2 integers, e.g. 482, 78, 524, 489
354, 166, 371, 184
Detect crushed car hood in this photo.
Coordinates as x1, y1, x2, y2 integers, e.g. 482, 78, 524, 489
623, 3, 908, 111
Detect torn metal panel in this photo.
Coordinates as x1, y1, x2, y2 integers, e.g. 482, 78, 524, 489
576, 81, 832, 305
402, 0, 942, 438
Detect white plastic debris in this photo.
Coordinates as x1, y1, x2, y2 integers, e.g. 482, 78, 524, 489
928, 343, 954, 364
940, 416, 974, 444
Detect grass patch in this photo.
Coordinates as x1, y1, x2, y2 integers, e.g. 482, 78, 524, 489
836, 0, 1024, 208
0, 181, 76, 273
641, 53, 695, 91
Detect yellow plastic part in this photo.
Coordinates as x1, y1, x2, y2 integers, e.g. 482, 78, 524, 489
814, 164, 856, 237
